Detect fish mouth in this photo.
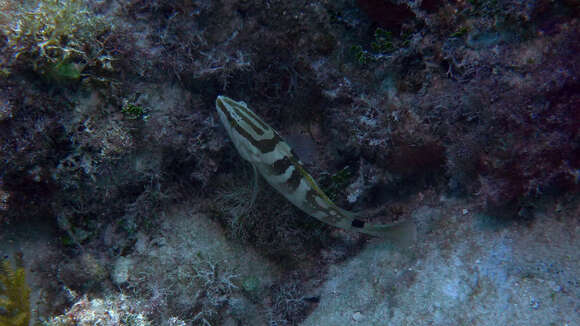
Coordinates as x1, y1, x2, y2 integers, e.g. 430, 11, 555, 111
215, 96, 227, 115
215, 95, 225, 107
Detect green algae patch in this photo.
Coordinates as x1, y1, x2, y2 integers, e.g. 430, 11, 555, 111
0, 259, 30, 326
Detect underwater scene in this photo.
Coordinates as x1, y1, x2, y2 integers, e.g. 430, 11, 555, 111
0, 0, 578, 325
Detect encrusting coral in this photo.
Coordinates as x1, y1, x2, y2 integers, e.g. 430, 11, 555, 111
0, 258, 30, 326
0, 0, 116, 81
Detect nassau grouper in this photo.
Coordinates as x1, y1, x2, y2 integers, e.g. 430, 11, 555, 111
216, 95, 416, 243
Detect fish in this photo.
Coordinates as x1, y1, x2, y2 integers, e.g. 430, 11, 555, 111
215, 95, 416, 241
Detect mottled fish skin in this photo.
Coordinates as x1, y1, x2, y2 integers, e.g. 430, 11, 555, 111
215, 95, 415, 238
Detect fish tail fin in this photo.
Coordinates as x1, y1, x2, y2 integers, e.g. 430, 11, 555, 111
361, 219, 417, 247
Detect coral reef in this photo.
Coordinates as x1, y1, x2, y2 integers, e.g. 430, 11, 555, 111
0, 0, 578, 324
44, 294, 152, 326
116, 205, 279, 325
0, 258, 30, 326
0, 0, 118, 82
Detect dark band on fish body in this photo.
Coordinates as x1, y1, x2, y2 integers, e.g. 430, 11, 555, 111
226, 98, 271, 131
287, 166, 303, 192
217, 100, 238, 128
271, 157, 293, 175
254, 134, 282, 153
220, 100, 265, 136
242, 115, 266, 136
217, 100, 282, 153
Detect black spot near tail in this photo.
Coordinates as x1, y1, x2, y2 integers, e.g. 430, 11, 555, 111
351, 219, 365, 228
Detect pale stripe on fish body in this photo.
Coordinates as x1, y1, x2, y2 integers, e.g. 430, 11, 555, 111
216, 95, 416, 241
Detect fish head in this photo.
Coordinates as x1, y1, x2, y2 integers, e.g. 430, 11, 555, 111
215, 95, 282, 163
